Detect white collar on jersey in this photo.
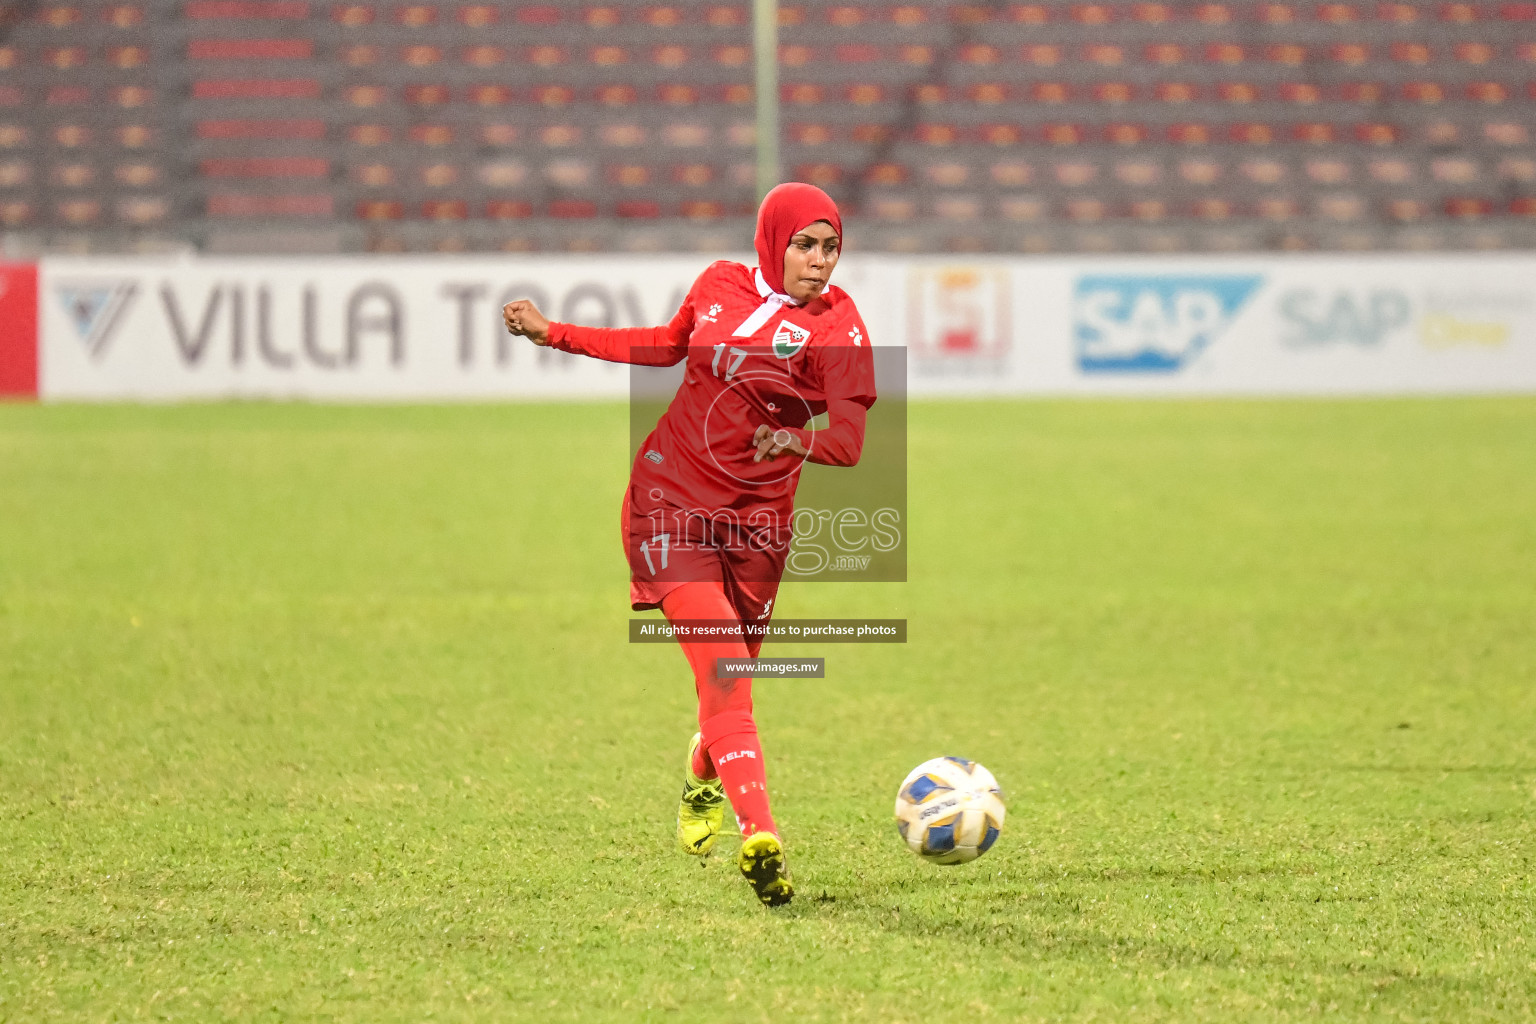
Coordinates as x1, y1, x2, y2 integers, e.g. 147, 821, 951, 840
730, 267, 801, 338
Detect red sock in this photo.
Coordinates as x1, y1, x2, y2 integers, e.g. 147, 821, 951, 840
700, 707, 777, 839
661, 581, 776, 836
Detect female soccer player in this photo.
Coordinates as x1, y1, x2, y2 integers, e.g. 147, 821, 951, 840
502, 183, 876, 907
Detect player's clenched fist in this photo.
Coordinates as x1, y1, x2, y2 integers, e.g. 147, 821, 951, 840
502, 299, 551, 345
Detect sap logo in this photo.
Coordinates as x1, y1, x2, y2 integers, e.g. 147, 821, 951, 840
1074, 275, 1263, 373
1279, 289, 1410, 347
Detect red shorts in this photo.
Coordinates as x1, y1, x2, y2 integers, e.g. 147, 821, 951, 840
622, 488, 788, 624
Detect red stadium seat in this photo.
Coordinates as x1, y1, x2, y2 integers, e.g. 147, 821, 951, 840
899, 45, 934, 66
108, 45, 150, 69
789, 123, 834, 145
1131, 200, 1168, 222
1267, 44, 1307, 65
1486, 122, 1530, 144
845, 83, 887, 106
1023, 44, 1062, 66
1503, 3, 1536, 18
528, 46, 568, 67
403, 84, 450, 106
1054, 161, 1097, 185
1007, 3, 1049, 22
597, 123, 645, 146
188, 1, 311, 16
1294, 122, 1340, 143
395, 5, 438, 27
1510, 197, 1536, 215
1218, 82, 1262, 102
1455, 42, 1496, 63
997, 196, 1044, 221
1193, 3, 1232, 23
188, 39, 314, 59
1445, 197, 1493, 217
58, 199, 104, 225
350, 162, 394, 185
355, 200, 403, 221
862, 162, 907, 185
660, 84, 700, 105
467, 85, 512, 106
46, 86, 91, 105
1467, 81, 1509, 102
616, 200, 661, 218
1106, 122, 1148, 145
0, 159, 29, 187
1259, 3, 1296, 22
924, 161, 969, 186
1306, 158, 1351, 183
201, 119, 325, 140
1316, 3, 1360, 22
117, 125, 154, 148
1168, 122, 1213, 145
1115, 160, 1160, 185
486, 200, 532, 219
1355, 122, 1400, 144
46, 47, 87, 69
652, 45, 689, 68
196, 79, 320, 99
1378, 2, 1417, 20
209, 194, 332, 217
532, 86, 573, 107
1205, 42, 1245, 64
1180, 158, 1224, 183
1144, 43, 1185, 65
1156, 82, 1200, 102
1391, 42, 1432, 63
346, 123, 391, 144
991, 160, 1033, 185
1440, 2, 1480, 21
104, 5, 146, 27
118, 196, 170, 225
912, 84, 948, 105
1279, 82, 1322, 103
671, 163, 715, 186
0, 201, 32, 226
332, 4, 375, 25
1064, 198, 1107, 223
1257, 198, 1298, 220
590, 46, 628, 66
1094, 82, 1137, 104
713, 45, 750, 67
1031, 82, 1071, 103
52, 123, 89, 146
550, 200, 597, 218
1043, 123, 1084, 145
979, 123, 1023, 145
423, 200, 468, 220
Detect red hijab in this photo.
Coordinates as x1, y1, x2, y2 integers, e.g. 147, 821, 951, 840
753, 183, 843, 296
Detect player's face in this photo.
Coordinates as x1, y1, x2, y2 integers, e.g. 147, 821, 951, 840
782, 221, 840, 303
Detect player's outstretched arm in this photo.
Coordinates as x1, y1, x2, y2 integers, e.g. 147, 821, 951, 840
502, 298, 691, 366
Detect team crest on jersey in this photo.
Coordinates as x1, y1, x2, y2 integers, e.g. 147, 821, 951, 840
771, 320, 811, 359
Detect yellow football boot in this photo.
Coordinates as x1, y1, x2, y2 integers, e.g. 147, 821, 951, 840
738, 831, 793, 907
677, 733, 726, 856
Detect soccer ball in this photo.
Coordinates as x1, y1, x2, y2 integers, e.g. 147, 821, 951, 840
894, 756, 1005, 865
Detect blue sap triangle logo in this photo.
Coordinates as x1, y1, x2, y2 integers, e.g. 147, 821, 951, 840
1073, 274, 1264, 373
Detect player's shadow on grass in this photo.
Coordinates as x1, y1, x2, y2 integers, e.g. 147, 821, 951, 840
777, 879, 1454, 994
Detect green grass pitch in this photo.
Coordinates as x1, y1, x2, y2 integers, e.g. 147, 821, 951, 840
2, 398, 1533, 1022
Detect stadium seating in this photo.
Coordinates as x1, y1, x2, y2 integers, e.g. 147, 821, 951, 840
0, 1, 1532, 251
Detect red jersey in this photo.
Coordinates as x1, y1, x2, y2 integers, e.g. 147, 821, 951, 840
549, 260, 877, 520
